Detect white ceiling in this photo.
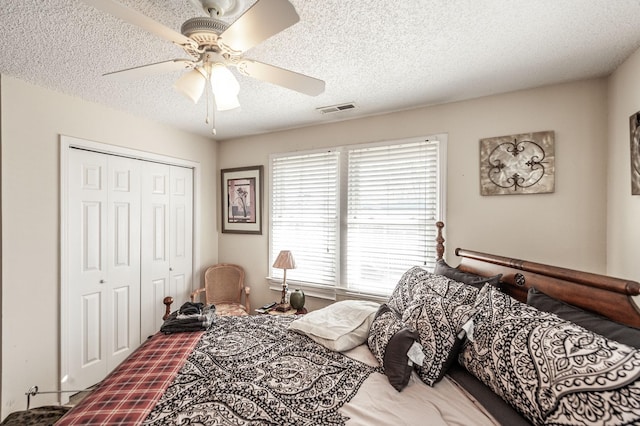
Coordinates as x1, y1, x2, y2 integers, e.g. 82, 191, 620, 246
2, 0, 640, 140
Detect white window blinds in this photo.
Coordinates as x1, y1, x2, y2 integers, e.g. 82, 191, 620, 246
270, 151, 339, 286
345, 141, 440, 295
270, 137, 444, 297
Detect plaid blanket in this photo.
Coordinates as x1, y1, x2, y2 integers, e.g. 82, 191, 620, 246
57, 331, 203, 425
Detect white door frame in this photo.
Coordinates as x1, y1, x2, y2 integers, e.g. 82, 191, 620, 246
59, 135, 201, 401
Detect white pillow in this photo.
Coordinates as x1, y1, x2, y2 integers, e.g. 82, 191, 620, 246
288, 300, 380, 351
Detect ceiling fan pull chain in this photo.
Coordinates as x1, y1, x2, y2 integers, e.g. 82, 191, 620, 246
205, 76, 217, 135
205, 83, 210, 126
211, 107, 217, 136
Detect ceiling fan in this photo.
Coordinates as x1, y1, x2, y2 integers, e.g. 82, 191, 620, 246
81, 0, 325, 134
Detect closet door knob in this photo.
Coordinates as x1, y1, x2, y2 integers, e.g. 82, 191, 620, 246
99, 279, 106, 284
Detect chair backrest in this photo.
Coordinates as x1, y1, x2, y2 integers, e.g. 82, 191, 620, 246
203, 263, 245, 306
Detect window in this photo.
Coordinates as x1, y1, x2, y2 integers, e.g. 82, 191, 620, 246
269, 136, 446, 298
271, 151, 339, 287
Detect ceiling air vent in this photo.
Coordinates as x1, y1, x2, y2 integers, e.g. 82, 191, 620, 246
316, 102, 357, 114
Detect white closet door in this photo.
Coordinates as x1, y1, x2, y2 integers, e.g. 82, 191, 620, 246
67, 149, 141, 391
141, 163, 171, 339
140, 163, 193, 339
169, 166, 194, 309
106, 156, 141, 368
67, 149, 108, 390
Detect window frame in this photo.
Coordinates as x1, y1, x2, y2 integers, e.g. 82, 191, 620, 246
267, 134, 447, 301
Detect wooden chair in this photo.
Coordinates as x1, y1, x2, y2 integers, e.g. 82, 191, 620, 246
190, 264, 251, 316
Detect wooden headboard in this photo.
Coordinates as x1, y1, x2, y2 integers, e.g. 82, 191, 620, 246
435, 221, 640, 328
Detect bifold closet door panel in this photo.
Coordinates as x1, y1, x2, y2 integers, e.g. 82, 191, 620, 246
169, 165, 194, 311
67, 149, 141, 391
140, 163, 194, 339
141, 162, 171, 339
106, 155, 141, 369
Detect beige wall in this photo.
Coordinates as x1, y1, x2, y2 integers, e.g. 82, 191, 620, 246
607, 47, 640, 281
0, 76, 218, 417
218, 78, 609, 313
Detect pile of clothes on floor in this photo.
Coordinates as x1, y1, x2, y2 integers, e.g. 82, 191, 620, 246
160, 302, 216, 334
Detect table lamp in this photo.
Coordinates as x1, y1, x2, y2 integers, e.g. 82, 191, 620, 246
273, 250, 296, 311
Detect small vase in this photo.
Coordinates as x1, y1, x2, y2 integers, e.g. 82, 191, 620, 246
289, 289, 305, 310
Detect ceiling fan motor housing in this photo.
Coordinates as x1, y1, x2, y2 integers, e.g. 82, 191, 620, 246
181, 17, 229, 38
181, 16, 229, 58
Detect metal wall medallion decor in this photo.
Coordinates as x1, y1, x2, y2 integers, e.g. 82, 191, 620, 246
479, 131, 555, 196
630, 111, 640, 195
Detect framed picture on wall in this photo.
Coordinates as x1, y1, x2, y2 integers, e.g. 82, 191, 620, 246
631, 111, 640, 195
221, 165, 263, 234
479, 130, 555, 196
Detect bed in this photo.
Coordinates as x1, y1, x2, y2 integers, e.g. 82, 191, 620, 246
57, 222, 640, 425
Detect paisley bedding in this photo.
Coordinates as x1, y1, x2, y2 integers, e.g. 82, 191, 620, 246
144, 315, 375, 425
58, 308, 499, 425
460, 285, 640, 425
67, 265, 640, 426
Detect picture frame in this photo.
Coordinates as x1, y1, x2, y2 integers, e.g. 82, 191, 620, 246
221, 165, 263, 234
630, 111, 640, 195
479, 130, 555, 196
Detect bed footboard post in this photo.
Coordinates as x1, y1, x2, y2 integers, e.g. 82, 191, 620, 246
163, 296, 173, 320
435, 221, 445, 261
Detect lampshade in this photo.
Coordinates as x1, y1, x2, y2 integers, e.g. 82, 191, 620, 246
273, 250, 296, 270
211, 64, 240, 111
214, 93, 240, 111
173, 68, 206, 103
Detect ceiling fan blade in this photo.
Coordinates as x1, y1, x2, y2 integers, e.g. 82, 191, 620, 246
81, 0, 194, 47
219, 0, 299, 53
238, 60, 325, 96
103, 59, 195, 81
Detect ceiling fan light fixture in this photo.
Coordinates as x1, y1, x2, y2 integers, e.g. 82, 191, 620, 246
173, 68, 206, 103
210, 64, 240, 110
211, 64, 240, 92
214, 93, 241, 111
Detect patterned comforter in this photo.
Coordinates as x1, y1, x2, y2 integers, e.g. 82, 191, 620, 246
144, 315, 375, 425
59, 313, 499, 426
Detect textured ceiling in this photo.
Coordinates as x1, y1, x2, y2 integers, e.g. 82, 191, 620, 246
2, 0, 640, 140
